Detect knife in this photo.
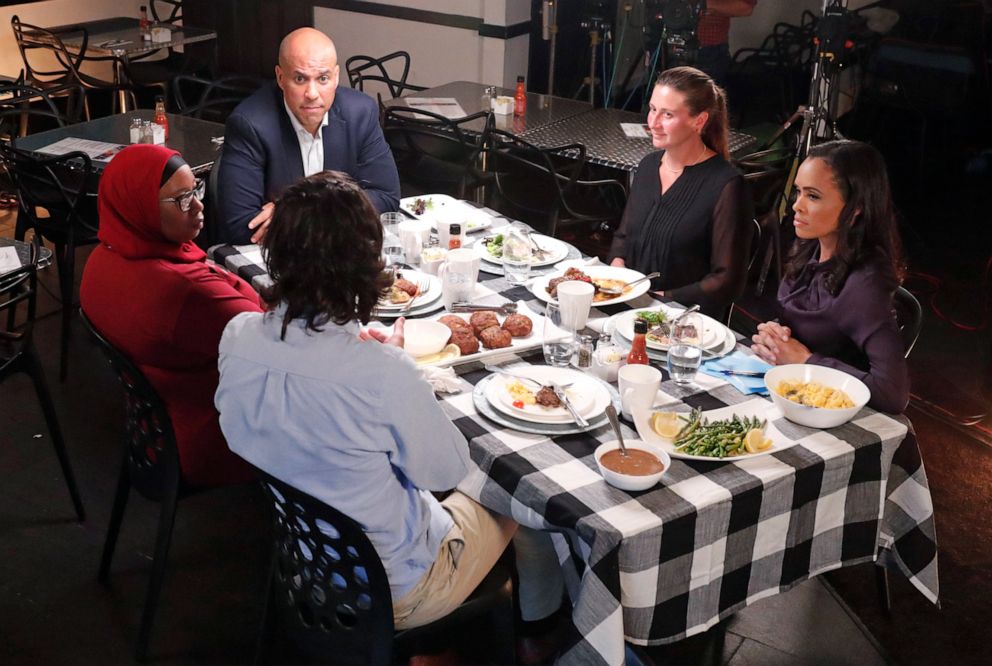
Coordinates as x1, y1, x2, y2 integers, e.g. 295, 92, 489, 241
551, 382, 589, 427
716, 369, 766, 378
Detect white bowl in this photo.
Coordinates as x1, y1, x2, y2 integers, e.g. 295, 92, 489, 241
403, 320, 451, 358
594, 439, 671, 491
764, 364, 870, 429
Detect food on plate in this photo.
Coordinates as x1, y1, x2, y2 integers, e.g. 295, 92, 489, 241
546, 267, 629, 302
411, 197, 433, 216
506, 380, 536, 406
776, 380, 854, 409
387, 286, 411, 304
649, 411, 682, 439
479, 325, 512, 349
600, 449, 665, 476
414, 343, 461, 366
393, 277, 418, 296
470, 311, 500, 336
449, 329, 480, 355
636, 310, 668, 326
672, 409, 769, 458
483, 234, 504, 259
501, 313, 533, 337
439, 314, 472, 332
534, 386, 561, 408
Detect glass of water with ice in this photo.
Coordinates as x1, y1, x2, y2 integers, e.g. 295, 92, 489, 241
542, 302, 573, 367
667, 311, 703, 385
502, 223, 533, 285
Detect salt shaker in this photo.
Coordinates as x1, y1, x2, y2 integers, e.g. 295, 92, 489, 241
129, 117, 142, 144
592, 333, 623, 382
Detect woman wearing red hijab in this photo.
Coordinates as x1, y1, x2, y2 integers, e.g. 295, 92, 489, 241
81, 144, 263, 486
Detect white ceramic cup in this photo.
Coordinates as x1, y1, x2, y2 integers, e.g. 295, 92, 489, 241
438, 247, 481, 309
419, 246, 447, 276
556, 280, 595, 331
398, 219, 432, 264
618, 364, 662, 421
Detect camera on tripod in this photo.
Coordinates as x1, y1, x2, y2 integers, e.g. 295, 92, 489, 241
645, 0, 706, 65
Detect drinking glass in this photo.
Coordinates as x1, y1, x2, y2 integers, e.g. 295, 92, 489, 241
502, 223, 533, 285
543, 302, 573, 367
666, 311, 703, 385
380, 212, 405, 239
382, 238, 405, 270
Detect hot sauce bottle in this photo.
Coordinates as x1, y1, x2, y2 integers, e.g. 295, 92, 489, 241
626, 319, 650, 365
448, 223, 462, 250
154, 96, 169, 141
514, 76, 526, 117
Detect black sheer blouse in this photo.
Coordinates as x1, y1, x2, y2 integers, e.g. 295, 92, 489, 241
609, 151, 753, 316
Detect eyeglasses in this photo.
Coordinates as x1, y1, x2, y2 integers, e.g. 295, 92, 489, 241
160, 178, 205, 213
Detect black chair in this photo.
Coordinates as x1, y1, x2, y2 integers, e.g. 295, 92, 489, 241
345, 51, 426, 100
1, 145, 98, 381
725, 218, 763, 327
173, 74, 265, 123
893, 286, 923, 358
80, 309, 198, 662
202, 146, 225, 248
382, 105, 493, 199
0, 82, 83, 140
12, 15, 132, 118
0, 240, 85, 522
253, 469, 511, 665
486, 130, 627, 249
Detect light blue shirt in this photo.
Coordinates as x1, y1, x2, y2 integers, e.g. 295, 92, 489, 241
216, 309, 470, 599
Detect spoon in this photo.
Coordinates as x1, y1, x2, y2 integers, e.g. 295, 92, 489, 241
597, 271, 660, 296
605, 404, 628, 457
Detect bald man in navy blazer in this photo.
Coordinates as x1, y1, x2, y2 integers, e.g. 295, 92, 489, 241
216, 28, 400, 245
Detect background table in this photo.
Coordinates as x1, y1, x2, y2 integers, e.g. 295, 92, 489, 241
208, 238, 938, 666
14, 111, 224, 177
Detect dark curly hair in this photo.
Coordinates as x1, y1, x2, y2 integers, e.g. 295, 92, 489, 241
261, 171, 391, 339
784, 140, 906, 295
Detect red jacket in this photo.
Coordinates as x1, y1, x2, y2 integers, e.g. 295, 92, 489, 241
81, 145, 263, 487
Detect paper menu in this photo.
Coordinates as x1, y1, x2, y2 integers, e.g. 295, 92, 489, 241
0, 246, 22, 275
620, 123, 650, 138
403, 97, 468, 120
35, 137, 127, 162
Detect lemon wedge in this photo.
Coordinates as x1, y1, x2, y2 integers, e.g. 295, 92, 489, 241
744, 428, 773, 454
650, 412, 682, 439
415, 343, 462, 366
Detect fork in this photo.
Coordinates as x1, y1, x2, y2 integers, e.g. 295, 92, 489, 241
400, 280, 430, 314
484, 366, 573, 390
450, 302, 518, 316
522, 230, 552, 260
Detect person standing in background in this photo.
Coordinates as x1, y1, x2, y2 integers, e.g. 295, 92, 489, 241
694, 0, 758, 86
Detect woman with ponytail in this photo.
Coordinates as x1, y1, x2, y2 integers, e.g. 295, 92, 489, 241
751, 140, 909, 413
609, 66, 753, 317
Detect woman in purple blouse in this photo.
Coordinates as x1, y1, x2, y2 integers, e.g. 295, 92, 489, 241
751, 140, 910, 413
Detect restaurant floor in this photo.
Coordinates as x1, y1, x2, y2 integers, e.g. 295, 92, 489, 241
0, 203, 988, 666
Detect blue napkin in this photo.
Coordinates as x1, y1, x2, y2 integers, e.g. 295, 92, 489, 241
700, 351, 772, 395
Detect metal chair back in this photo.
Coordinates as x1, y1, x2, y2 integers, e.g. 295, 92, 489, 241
894, 286, 923, 358
173, 74, 265, 122
150, 0, 183, 23
254, 469, 395, 665
0, 82, 81, 140
345, 51, 426, 100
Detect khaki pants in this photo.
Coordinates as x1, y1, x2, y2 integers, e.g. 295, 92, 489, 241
393, 491, 516, 630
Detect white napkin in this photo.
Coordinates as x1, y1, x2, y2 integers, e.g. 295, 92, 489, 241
420, 365, 463, 394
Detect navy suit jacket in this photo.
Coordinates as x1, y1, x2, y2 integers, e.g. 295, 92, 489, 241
216, 82, 401, 245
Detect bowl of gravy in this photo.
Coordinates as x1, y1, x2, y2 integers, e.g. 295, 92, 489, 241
594, 439, 670, 491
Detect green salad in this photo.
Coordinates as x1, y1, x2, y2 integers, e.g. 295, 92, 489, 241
635, 310, 668, 326
484, 234, 504, 258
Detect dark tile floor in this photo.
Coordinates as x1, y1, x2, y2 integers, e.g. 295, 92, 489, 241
2, 188, 989, 665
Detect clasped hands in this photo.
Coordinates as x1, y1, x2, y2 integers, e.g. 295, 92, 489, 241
751, 320, 812, 365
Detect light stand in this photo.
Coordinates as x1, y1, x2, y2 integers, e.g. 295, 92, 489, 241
543, 1, 559, 96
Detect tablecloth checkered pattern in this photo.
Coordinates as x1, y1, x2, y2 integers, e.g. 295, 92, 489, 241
208, 242, 938, 666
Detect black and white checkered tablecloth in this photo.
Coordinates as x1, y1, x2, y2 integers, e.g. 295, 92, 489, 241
208, 243, 939, 666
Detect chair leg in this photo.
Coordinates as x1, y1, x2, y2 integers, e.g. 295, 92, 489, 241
134, 474, 181, 662
875, 566, 892, 616
253, 552, 277, 666
98, 451, 132, 584
24, 344, 85, 521
56, 243, 74, 382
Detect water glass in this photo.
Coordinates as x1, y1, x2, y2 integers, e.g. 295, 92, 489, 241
382, 239, 405, 269
542, 302, 573, 367
502, 223, 533, 285
380, 212, 405, 239
667, 312, 703, 385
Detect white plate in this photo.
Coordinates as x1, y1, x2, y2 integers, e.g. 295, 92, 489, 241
613, 307, 725, 351
377, 270, 441, 311
613, 320, 738, 362
400, 194, 492, 233
531, 265, 652, 308
484, 367, 612, 424
473, 233, 570, 268
491, 368, 597, 423
404, 304, 546, 367
633, 398, 798, 461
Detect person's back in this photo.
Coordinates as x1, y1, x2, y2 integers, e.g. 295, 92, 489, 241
81, 145, 262, 487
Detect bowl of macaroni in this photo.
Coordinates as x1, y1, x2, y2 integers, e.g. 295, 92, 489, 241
764, 364, 870, 428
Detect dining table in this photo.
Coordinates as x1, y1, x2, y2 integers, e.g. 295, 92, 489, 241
208, 204, 938, 666
21, 17, 217, 112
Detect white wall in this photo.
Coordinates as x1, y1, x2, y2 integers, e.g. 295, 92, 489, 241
314, 0, 530, 92
1, 0, 146, 80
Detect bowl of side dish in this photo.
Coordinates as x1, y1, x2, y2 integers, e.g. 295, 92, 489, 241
594, 439, 670, 491
403, 320, 451, 358
764, 364, 870, 428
